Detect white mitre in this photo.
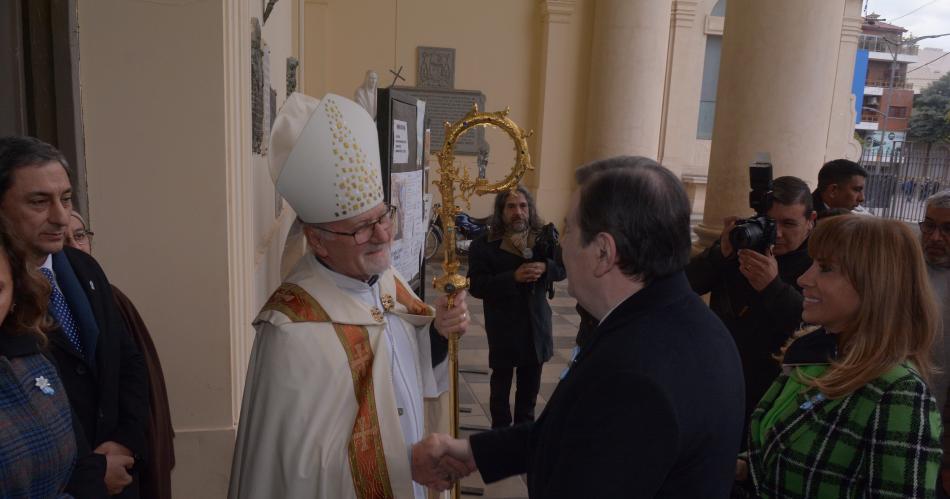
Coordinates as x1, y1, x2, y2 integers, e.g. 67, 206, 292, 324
269, 92, 384, 223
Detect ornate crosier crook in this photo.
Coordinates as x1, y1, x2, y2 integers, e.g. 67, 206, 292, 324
433, 103, 533, 498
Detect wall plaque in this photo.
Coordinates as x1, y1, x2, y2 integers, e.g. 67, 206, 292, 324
395, 87, 485, 155
251, 18, 264, 154
286, 57, 299, 96
417, 47, 455, 89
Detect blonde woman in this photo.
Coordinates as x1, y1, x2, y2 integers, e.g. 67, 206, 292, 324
747, 215, 942, 497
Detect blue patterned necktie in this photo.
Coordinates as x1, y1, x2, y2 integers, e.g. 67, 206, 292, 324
39, 267, 83, 355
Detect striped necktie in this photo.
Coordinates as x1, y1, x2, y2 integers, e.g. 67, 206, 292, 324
39, 267, 83, 355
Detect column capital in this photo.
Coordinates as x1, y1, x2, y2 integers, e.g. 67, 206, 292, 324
672, 0, 699, 28
841, 15, 862, 41
540, 0, 575, 24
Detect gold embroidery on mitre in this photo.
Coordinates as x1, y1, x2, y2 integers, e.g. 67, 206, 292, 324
324, 99, 384, 217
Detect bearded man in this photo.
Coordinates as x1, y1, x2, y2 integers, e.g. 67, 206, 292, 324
467, 186, 566, 429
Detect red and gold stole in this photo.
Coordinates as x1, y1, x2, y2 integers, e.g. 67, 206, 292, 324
394, 279, 433, 317
260, 283, 395, 499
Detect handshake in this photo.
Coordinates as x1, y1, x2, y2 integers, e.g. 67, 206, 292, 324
410, 434, 478, 491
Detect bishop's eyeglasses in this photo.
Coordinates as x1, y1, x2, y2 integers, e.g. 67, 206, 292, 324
311, 205, 397, 245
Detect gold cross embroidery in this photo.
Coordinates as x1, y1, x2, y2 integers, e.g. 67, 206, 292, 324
351, 341, 372, 371
352, 414, 378, 452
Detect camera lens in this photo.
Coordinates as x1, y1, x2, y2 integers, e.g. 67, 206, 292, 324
729, 222, 764, 251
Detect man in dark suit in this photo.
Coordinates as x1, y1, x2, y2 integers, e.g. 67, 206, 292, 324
411, 156, 745, 498
0, 136, 149, 497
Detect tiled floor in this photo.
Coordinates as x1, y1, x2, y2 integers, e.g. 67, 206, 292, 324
423, 260, 581, 499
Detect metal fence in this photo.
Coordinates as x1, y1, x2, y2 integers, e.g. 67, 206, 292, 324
861, 141, 950, 222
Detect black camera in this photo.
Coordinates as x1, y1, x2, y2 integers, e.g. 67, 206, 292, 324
531, 223, 560, 299
729, 154, 777, 254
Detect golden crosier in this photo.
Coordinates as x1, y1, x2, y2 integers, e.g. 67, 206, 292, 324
432, 103, 533, 498
433, 103, 534, 297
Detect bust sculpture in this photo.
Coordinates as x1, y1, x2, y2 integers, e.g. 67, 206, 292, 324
354, 70, 378, 120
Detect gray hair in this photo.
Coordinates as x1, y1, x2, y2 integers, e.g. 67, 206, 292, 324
926, 189, 950, 210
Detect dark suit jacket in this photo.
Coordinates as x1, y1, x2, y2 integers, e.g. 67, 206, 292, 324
469, 272, 745, 498
47, 247, 149, 495
812, 190, 828, 218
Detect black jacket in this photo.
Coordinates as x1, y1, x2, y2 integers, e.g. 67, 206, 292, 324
812, 190, 829, 218
46, 247, 149, 496
467, 232, 566, 368
469, 272, 745, 498
685, 240, 811, 425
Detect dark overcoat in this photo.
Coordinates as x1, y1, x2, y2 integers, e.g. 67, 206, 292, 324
469, 272, 745, 498
47, 247, 150, 498
467, 231, 566, 368
112, 286, 175, 499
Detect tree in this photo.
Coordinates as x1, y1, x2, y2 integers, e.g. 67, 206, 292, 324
908, 72, 950, 173
909, 71, 950, 143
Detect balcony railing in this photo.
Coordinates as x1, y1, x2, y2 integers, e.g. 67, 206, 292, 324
859, 35, 920, 55
865, 79, 914, 90
861, 111, 910, 123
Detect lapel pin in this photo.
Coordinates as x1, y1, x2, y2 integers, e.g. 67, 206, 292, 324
370, 307, 384, 323
800, 392, 825, 411
89, 281, 95, 290
34, 376, 55, 396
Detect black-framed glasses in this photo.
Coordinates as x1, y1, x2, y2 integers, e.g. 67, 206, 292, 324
312, 205, 397, 244
919, 220, 950, 237
72, 229, 95, 244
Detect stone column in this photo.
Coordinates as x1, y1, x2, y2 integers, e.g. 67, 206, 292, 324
825, 0, 864, 163
657, 0, 701, 179
531, 0, 583, 228
584, 0, 673, 162
695, 0, 850, 250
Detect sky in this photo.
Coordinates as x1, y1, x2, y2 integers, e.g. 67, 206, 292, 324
865, 0, 950, 51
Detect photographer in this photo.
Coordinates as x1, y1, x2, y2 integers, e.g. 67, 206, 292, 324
686, 176, 815, 428
468, 186, 566, 429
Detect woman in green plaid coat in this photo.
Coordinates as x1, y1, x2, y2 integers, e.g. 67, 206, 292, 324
746, 216, 943, 498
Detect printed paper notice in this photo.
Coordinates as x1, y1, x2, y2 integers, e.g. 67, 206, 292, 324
393, 119, 409, 164
390, 170, 424, 282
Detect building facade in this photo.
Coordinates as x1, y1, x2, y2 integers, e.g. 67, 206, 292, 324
3, 0, 868, 494
854, 14, 920, 156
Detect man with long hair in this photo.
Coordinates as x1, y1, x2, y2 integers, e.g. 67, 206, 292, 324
467, 185, 566, 428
